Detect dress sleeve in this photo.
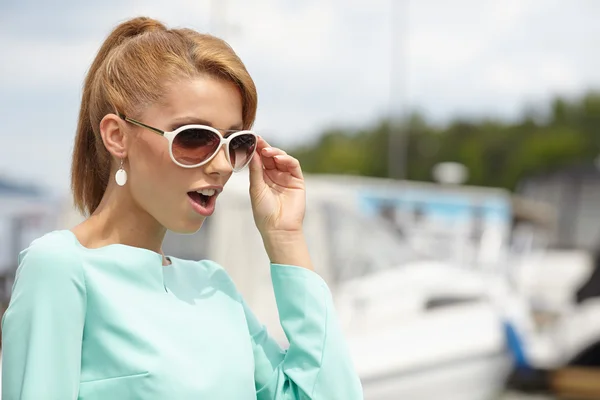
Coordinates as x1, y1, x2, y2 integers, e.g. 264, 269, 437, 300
244, 264, 363, 400
1, 237, 86, 400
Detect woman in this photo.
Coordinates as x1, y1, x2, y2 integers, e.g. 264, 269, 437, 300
1, 17, 363, 400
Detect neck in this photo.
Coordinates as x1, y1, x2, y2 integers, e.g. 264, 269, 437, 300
72, 182, 167, 257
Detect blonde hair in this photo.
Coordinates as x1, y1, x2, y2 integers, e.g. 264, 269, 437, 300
71, 17, 257, 215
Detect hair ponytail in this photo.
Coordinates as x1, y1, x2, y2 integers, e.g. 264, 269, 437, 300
71, 17, 167, 215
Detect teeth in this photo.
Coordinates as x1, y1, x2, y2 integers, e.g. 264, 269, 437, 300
196, 189, 216, 196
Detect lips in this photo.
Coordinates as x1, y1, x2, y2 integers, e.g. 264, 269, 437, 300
187, 190, 219, 217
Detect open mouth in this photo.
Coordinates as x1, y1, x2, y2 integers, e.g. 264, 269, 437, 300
188, 191, 212, 207
187, 188, 220, 216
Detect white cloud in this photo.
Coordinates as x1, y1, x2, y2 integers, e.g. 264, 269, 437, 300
0, 37, 99, 90
538, 59, 580, 91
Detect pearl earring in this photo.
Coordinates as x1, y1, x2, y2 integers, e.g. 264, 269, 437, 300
115, 158, 128, 186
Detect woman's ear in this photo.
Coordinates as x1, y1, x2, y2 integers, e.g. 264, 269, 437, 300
99, 113, 128, 159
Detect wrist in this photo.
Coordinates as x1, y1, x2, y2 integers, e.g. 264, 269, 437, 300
261, 229, 304, 244
261, 230, 313, 270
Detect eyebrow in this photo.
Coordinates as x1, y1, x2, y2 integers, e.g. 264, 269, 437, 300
170, 117, 244, 133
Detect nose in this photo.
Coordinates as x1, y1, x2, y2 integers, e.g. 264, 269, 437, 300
203, 144, 232, 177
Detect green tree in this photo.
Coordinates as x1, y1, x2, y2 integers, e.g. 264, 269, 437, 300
291, 91, 600, 191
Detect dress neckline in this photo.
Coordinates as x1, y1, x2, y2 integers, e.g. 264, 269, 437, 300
60, 229, 174, 267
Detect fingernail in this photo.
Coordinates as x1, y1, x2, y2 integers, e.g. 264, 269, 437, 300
262, 147, 272, 152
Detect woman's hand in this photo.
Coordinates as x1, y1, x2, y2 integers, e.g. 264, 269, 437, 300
248, 137, 306, 237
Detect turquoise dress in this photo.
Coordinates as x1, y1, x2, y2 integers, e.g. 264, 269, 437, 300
1, 230, 363, 399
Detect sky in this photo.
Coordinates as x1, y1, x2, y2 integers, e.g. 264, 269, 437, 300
1, 0, 600, 196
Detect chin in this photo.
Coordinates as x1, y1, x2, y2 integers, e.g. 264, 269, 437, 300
163, 216, 206, 235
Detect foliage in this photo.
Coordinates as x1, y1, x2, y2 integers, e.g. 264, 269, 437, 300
290, 92, 600, 190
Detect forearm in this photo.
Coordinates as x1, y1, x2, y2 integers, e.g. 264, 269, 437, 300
261, 231, 314, 271
253, 261, 363, 399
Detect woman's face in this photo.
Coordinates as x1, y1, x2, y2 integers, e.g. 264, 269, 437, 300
125, 76, 244, 233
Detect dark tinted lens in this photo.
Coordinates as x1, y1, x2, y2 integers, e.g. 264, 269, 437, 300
172, 128, 220, 166
229, 134, 257, 170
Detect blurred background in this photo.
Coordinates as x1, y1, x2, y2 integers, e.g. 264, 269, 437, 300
3, 0, 600, 398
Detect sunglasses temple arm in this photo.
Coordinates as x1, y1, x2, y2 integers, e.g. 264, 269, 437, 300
119, 114, 165, 136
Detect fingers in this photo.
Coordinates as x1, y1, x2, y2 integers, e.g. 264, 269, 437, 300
255, 136, 272, 157
262, 148, 287, 170
253, 136, 304, 180
248, 152, 265, 188
273, 154, 303, 180
256, 136, 270, 151
260, 147, 287, 169
258, 137, 287, 170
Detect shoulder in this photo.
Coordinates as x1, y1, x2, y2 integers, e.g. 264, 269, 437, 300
15, 230, 84, 287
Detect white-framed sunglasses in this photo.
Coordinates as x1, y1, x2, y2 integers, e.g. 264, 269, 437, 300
119, 114, 258, 172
